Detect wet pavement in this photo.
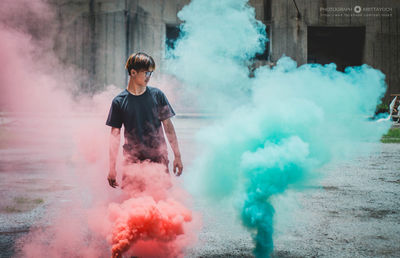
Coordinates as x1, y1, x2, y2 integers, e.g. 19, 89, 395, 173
0, 116, 399, 257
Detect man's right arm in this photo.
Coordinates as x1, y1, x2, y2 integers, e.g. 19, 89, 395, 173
108, 127, 121, 188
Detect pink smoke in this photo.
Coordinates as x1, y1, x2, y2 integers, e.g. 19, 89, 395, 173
0, 0, 199, 257
108, 162, 194, 258
110, 197, 192, 257
109, 197, 192, 257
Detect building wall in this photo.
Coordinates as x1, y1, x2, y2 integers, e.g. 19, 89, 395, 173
270, 0, 400, 102
51, 0, 189, 91
52, 0, 400, 102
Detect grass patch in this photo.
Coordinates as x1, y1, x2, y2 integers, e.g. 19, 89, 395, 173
1, 197, 44, 213
381, 138, 400, 143
0, 126, 5, 145
14, 197, 30, 204
33, 198, 44, 204
0, 126, 15, 148
381, 128, 400, 143
14, 197, 44, 205
3, 206, 22, 213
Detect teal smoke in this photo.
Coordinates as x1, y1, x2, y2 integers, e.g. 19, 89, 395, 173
167, 0, 391, 257
167, 0, 266, 112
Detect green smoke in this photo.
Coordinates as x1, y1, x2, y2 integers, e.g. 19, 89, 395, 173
167, 0, 391, 257
167, 0, 266, 113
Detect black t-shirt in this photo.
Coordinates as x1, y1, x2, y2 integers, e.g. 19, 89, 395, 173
106, 86, 175, 162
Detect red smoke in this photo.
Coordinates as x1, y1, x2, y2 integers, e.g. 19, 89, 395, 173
109, 196, 192, 257
108, 162, 194, 258
0, 0, 199, 257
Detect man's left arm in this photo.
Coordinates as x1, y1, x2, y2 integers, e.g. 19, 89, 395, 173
162, 118, 183, 176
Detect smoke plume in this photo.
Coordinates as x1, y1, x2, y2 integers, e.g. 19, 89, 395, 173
109, 162, 194, 258
168, 0, 391, 256
0, 0, 197, 257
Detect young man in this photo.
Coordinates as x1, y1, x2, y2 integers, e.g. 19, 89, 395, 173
106, 52, 183, 188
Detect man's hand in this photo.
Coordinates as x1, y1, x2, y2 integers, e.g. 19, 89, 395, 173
108, 127, 121, 188
107, 169, 119, 188
173, 156, 183, 176
162, 118, 183, 176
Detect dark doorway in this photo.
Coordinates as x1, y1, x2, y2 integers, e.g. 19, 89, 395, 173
166, 24, 180, 50
165, 24, 181, 58
255, 25, 271, 61
307, 26, 365, 71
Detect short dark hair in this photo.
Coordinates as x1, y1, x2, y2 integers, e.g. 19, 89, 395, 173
125, 52, 155, 76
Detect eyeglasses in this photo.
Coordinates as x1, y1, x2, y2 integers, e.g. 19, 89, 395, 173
144, 71, 153, 78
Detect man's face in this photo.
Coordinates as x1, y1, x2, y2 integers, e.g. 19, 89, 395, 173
132, 69, 153, 86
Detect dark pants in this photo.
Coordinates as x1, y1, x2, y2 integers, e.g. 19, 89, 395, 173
123, 144, 168, 166
121, 153, 170, 191
122, 149, 169, 171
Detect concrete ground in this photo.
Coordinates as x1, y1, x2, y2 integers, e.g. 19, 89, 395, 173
0, 116, 399, 257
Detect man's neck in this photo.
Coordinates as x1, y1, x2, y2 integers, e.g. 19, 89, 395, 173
127, 80, 146, 96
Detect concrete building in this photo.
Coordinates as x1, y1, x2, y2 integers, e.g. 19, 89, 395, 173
51, 0, 190, 92
53, 0, 400, 103
254, 0, 400, 103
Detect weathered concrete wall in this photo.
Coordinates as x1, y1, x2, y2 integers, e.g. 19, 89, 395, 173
249, 0, 266, 21
270, 0, 400, 102
51, 0, 400, 102
51, 0, 189, 91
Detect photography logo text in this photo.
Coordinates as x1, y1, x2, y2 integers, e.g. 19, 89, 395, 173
320, 6, 393, 17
